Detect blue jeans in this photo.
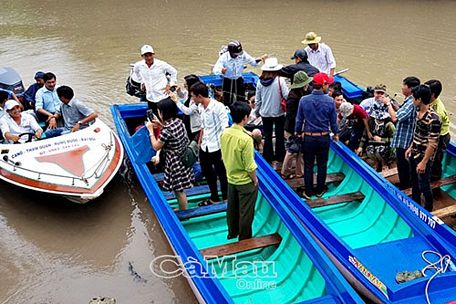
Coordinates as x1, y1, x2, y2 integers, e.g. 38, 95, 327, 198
302, 135, 330, 195
44, 127, 70, 138
409, 156, 433, 211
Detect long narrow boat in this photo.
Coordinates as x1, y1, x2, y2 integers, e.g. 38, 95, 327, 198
111, 76, 363, 303
257, 75, 456, 302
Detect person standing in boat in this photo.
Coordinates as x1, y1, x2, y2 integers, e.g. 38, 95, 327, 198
133, 44, 177, 116
405, 85, 441, 212
189, 82, 229, 206
43, 86, 98, 138
221, 101, 258, 240
279, 49, 319, 82
147, 98, 194, 211
339, 102, 371, 151
35, 72, 61, 126
424, 79, 450, 182
295, 72, 339, 200
23, 71, 45, 110
0, 100, 43, 143
302, 32, 336, 77
391, 76, 421, 190
213, 40, 267, 106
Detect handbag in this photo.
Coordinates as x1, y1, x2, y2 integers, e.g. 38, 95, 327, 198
181, 140, 199, 167
278, 77, 287, 112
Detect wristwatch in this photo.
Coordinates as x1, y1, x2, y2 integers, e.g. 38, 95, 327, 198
77, 120, 83, 125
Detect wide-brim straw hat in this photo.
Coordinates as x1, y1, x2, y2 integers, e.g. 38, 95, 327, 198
301, 31, 322, 45
261, 57, 283, 71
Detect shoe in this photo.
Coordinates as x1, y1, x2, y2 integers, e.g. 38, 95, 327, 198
302, 192, 312, 200
198, 199, 214, 207
227, 234, 238, 240
316, 188, 328, 198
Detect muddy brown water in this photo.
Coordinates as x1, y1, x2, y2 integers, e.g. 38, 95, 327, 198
1, 0, 456, 303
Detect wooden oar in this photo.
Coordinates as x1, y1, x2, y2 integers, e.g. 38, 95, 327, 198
334, 68, 350, 76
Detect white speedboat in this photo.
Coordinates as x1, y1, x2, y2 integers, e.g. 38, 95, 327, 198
0, 119, 124, 203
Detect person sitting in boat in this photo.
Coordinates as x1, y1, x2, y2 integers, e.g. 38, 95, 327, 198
355, 105, 396, 172
338, 101, 371, 151
213, 40, 268, 106
35, 72, 61, 125
279, 49, 319, 83
0, 100, 43, 143
146, 97, 194, 211
172, 74, 202, 141
23, 71, 45, 110
360, 84, 397, 121
43, 85, 98, 138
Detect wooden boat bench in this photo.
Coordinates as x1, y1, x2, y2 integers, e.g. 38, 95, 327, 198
403, 175, 456, 196
200, 233, 282, 259
287, 173, 345, 191
432, 205, 456, 219
175, 202, 227, 221
307, 192, 365, 208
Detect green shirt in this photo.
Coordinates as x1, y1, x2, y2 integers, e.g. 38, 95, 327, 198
221, 124, 257, 185
430, 97, 449, 136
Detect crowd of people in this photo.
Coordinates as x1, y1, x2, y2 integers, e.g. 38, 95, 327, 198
133, 32, 451, 240
0, 71, 98, 143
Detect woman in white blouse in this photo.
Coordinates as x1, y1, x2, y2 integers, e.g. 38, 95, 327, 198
1, 100, 43, 143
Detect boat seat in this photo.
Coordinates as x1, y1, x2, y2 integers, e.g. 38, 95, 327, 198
403, 175, 456, 195
286, 173, 345, 190
200, 233, 282, 260
307, 192, 365, 208
175, 202, 227, 221
381, 167, 398, 178
432, 205, 456, 218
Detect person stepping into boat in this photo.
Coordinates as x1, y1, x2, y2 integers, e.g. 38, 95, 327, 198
133, 44, 178, 117
302, 32, 336, 77
405, 85, 441, 212
221, 101, 259, 240
295, 72, 339, 200
147, 98, 194, 211
43, 86, 98, 138
189, 82, 229, 206
213, 40, 267, 106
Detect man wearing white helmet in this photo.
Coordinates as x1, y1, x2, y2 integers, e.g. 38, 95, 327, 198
213, 40, 267, 106
133, 44, 177, 116
302, 32, 336, 77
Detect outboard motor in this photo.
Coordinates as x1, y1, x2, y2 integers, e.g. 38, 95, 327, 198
0, 67, 25, 96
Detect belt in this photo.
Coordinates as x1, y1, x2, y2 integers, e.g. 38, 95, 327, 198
303, 132, 329, 137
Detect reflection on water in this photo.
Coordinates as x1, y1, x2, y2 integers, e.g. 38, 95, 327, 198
1, 0, 456, 302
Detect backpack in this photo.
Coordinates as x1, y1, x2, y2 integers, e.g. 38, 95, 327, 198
181, 140, 199, 167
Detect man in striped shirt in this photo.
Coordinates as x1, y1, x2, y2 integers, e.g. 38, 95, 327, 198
405, 85, 441, 212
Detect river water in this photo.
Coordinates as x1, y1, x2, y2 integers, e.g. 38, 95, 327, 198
1, 0, 456, 303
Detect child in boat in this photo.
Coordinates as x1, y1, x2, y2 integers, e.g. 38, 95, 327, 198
221, 101, 258, 240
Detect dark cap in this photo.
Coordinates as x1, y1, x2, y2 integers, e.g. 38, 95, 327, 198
291, 49, 308, 60
34, 71, 45, 79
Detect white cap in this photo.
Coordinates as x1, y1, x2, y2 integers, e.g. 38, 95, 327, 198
140, 44, 154, 55
5, 99, 20, 111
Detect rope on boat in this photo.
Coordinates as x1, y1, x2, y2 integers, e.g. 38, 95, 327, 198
421, 250, 452, 304
0, 133, 115, 184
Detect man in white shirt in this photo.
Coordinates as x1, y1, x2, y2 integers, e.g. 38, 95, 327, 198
133, 44, 177, 116
213, 40, 267, 106
302, 32, 336, 77
189, 82, 229, 206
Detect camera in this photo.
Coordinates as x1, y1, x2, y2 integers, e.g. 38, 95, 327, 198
170, 86, 177, 92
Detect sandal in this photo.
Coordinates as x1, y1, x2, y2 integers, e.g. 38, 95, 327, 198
198, 199, 214, 207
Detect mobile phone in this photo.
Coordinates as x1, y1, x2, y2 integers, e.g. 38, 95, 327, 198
170, 86, 177, 92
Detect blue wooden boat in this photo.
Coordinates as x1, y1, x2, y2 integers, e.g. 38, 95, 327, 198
111, 74, 363, 303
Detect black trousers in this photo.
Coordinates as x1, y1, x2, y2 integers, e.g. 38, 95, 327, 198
227, 182, 258, 240
199, 148, 228, 202
302, 135, 330, 195
396, 148, 411, 190
222, 77, 245, 106
262, 115, 286, 163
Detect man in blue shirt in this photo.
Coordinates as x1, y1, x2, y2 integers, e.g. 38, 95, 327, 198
295, 72, 339, 199
35, 72, 61, 125
23, 71, 45, 110
391, 76, 420, 190
213, 40, 267, 106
